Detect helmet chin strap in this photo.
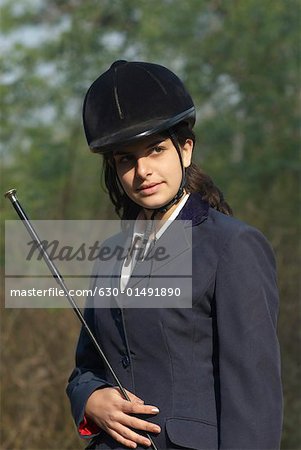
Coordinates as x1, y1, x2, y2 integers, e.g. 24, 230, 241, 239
145, 130, 186, 220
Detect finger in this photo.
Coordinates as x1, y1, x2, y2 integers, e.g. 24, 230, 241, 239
122, 401, 160, 416
108, 428, 138, 449
124, 389, 145, 404
114, 387, 144, 405
120, 413, 161, 434
111, 387, 138, 404
113, 423, 152, 448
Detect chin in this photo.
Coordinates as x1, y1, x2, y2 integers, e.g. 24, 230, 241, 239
136, 196, 172, 210
130, 186, 178, 209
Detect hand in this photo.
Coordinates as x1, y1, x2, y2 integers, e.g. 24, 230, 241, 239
85, 386, 161, 448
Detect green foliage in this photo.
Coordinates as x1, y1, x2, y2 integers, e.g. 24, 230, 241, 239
1, 0, 300, 448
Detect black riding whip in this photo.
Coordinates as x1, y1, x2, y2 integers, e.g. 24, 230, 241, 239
4, 188, 158, 450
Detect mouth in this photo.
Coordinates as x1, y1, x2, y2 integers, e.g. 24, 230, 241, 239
137, 182, 163, 195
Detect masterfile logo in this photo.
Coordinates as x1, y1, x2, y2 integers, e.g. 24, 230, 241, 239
5, 219, 192, 309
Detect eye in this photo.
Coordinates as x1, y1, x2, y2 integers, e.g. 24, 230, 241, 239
115, 154, 134, 165
151, 145, 165, 154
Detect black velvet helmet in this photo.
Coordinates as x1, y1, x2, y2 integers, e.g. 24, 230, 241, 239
83, 60, 195, 153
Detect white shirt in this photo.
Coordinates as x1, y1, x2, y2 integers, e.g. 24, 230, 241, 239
120, 194, 190, 291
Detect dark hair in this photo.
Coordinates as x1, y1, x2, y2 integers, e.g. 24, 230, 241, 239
102, 124, 233, 219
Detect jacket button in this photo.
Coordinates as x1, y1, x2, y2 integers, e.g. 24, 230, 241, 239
122, 355, 130, 368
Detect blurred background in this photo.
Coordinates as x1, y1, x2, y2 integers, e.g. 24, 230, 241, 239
0, 0, 300, 448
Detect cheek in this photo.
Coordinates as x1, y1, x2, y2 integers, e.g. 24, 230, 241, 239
116, 169, 135, 194
169, 158, 183, 181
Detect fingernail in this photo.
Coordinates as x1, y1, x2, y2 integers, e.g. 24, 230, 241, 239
151, 407, 159, 413
154, 425, 161, 433
143, 440, 151, 447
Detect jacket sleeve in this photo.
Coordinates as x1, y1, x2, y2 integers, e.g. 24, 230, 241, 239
66, 291, 113, 438
214, 225, 283, 449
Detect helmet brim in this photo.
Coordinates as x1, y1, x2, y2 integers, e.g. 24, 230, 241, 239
89, 107, 195, 154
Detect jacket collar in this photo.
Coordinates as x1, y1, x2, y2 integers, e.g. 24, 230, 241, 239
176, 192, 209, 226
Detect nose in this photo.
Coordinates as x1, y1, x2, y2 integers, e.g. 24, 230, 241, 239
135, 156, 153, 179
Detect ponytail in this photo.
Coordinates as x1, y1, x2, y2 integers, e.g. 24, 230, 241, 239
174, 124, 233, 216
185, 163, 233, 216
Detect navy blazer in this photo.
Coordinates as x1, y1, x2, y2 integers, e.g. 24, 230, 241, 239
67, 193, 283, 449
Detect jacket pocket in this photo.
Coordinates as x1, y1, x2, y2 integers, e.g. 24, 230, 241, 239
166, 417, 218, 450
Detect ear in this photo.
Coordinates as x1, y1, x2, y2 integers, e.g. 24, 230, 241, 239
182, 139, 193, 168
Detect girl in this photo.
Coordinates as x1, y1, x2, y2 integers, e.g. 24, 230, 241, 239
67, 60, 282, 449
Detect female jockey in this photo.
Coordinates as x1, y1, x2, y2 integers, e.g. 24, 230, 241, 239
67, 60, 282, 450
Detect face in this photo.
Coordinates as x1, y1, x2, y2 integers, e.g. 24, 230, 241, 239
113, 135, 193, 219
